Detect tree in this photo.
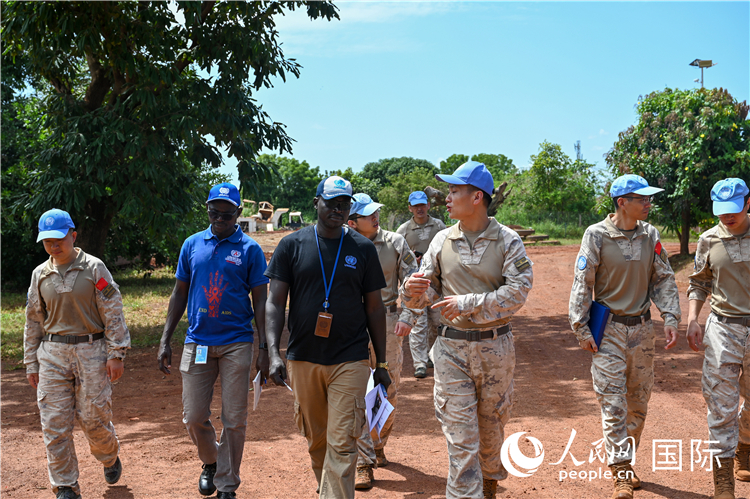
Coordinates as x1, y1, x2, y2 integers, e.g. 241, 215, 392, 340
360, 157, 438, 197
607, 87, 750, 255
326, 167, 380, 201
439, 153, 518, 186
1, 1, 338, 257
439, 154, 469, 174
255, 154, 323, 211
527, 141, 598, 213
377, 168, 447, 229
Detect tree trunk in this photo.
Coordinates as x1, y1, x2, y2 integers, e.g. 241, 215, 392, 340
75, 198, 116, 260
680, 202, 691, 256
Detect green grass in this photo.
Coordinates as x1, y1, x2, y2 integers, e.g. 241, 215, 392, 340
1, 267, 188, 366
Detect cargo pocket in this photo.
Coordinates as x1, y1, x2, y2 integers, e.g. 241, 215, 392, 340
350, 396, 366, 438
293, 402, 307, 438
36, 389, 47, 408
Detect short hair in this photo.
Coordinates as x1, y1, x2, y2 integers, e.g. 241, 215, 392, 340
612, 195, 623, 211
477, 189, 492, 208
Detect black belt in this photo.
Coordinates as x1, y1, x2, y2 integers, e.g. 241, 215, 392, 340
42, 333, 104, 344
386, 304, 398, 313
715, 314, 750, 327
439, 324, 511, 341
611, 310, 651, 326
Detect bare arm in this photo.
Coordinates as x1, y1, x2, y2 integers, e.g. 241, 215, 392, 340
251, 283, 269, 382
266, 279, 290, 386
157, 279, 189, 374
364, 289, 391, 391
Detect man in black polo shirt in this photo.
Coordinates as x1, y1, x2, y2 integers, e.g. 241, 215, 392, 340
265, 176, 391, 499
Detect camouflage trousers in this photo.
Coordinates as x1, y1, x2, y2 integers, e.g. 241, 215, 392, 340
36, 339, 119, 496
591, 320, 655, 466
702, 313, 750, 458
358, 309, 403, 466
409, 306, 440, 370
433, 332, 515, 499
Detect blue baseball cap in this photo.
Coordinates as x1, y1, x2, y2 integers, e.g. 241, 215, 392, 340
316, 176, 353, 200
436, 161, 494, 196
408, 191, 429, 206
609, 174, 664, 198
711, 178, 749, 215
37, 209, 75, 242
207, 182, 241, 207
351, 193, 384, 217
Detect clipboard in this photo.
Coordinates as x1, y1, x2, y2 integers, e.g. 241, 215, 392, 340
589, 301, 610, 348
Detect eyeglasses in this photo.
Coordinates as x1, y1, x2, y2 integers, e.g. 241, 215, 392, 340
622, 195, 653, 205
321, 198, 352, 211
208, 209, 238, 221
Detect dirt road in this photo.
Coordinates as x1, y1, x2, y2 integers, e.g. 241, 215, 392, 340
3, 242, 735, 499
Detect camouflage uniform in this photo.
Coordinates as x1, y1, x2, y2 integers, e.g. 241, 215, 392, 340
688, 220, 750, 458
401, 219, 533, 499
397, 216, 446, 370
24, 248, 130, 497
569, 215, 680, 465
357, 228, 419, 466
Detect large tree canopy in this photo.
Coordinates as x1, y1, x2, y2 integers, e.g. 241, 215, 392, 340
1, 1, 338, 257
606, 87, 750, 255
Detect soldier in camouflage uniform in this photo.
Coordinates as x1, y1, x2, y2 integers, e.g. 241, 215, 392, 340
396, 191, 446, 378
401, 162, 533, 499
568, 175, 680, 499
24, 209, 130, 499
346, 193, 419, 489
687, 178, 750, 499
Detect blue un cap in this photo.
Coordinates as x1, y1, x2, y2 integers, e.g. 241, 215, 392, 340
711, 178, 749, 215
435, 161, 494, 197
316, 176, 353, 200
609, 174, 664, 198
207, 182, 241, 207
408, 191, 428, 206
351, 193, 384, 217
37, 209, 75, 242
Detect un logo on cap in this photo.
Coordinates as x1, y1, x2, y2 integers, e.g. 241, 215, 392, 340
219, 187, 230, 195
334, 179, 346, 189
45, 217, 55, 226
718, 187, 733, 200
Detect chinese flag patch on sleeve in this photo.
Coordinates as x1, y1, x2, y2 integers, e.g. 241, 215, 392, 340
96, 278, 116, 299
654, 242, 667, 263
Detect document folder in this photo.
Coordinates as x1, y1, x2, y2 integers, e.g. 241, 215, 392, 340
589, 301, 610, 348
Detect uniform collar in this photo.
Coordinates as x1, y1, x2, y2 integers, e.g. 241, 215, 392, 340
41, 248, 86, 277
203, 225, 243, 243
408, 217, 434, 230
603, 214, 646, 240
372, 227, 385, 245
447, 218, 500, 241
716, 218, 750, 239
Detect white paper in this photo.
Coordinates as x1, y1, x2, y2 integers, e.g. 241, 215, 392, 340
365, 383, 394, 438
253, 371, 262, 411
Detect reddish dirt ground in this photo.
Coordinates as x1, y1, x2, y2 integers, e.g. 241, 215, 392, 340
2, 241, 739, 499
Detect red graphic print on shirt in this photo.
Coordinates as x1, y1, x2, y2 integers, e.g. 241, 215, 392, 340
202, 271, 228, 318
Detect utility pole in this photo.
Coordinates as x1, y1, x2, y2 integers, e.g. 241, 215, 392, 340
689, 59, 717, 88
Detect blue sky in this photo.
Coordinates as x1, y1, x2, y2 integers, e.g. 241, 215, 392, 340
219, 1, 749, 183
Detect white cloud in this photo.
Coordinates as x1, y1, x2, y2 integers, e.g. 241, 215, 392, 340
599, 129, 608, 135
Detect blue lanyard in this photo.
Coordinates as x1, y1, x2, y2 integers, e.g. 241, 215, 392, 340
314, 225, 345, 312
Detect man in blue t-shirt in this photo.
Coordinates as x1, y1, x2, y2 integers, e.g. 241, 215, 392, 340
265, 176, 391, 499
157, 182, 268, 499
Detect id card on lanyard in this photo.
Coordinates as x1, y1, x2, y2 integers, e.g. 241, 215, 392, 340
314, 225, 344, 338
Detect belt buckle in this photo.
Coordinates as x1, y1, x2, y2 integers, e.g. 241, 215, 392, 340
466, 330, 480, 342
88, 334, 93, 344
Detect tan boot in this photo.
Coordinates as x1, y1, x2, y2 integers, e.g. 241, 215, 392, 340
714, 457, 735, 499
375, 448, 389, 467
355, 465, 373, 490
609, 462, 633, 499
482, 478, 497, 499
735, 443, 750, 481
629, 464, 641, 489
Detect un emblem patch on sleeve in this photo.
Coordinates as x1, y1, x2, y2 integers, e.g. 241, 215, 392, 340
577, 255, 587, 271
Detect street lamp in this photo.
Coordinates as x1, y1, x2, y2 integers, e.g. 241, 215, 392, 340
689, 59, 716, 88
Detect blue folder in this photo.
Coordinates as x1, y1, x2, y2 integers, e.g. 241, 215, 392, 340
589, 301, 611, 348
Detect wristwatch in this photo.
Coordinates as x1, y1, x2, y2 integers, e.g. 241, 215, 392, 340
376, 362, 389, 370
258, 342, 268, 350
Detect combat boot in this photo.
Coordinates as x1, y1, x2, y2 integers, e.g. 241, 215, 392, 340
355, 465, 373, 490
735, 443, 750, 481
375, 448, 389, 467
628, 463, 641, 489
482, 478, 497, 499
609, 462, 633, 499
714, 457, 735, 499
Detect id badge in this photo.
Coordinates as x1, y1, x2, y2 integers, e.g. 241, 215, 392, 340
315, 312, 333, 338
195, 345, 208, 364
